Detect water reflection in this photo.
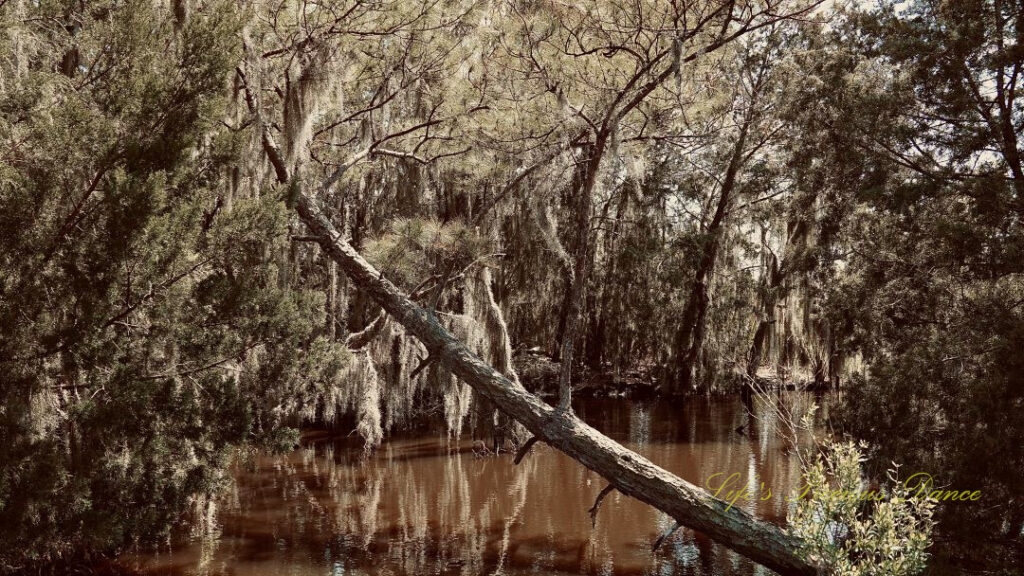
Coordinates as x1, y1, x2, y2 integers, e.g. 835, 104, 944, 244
117, 394, 820, 576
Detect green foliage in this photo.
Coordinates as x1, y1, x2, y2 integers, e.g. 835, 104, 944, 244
790, 441, 934, 576
0, 2, 348, 570
364, 217, 494, 291
792, 0, 1024, 557
837, 272, 1024, 539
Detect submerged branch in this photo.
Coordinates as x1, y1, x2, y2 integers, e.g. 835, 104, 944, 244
513, 435, 540, 465
588, 483, 616, 526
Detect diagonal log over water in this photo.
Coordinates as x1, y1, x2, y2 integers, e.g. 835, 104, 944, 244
294, 192, 820, 576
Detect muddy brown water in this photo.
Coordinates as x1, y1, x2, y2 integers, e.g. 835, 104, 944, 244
116, 394, 821, 576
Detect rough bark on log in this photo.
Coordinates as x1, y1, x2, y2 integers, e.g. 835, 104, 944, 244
293, 192, 819, 576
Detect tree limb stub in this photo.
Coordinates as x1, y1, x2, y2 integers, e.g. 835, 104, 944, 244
292, 191, 819, 576
652, 521, 683, 553
344, 310, 388, 349
513, 435, 540, 465
409, 352, 436, 380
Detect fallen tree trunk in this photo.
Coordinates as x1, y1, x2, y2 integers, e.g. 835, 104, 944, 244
293, 192, 819, 575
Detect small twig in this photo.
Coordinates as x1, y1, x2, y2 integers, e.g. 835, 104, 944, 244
651, 521, 682, 552
513, 436, 540, 465
407, 253, 506, 301
429, 262, 454, 312
142, 341, 262, 380
588, 484, 616, 526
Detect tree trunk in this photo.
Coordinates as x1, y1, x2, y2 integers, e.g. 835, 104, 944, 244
747, 189, 819, 382
674, 122, 749, 394
748, 251, 781, 379
328, 260, 338, 339
587, 185, 630, 371
555, 141, 603, 410
674, 276, 709, 392
292, 190, 820, 576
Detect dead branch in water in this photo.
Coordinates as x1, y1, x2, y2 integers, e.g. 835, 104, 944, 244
588, 483, 616, 526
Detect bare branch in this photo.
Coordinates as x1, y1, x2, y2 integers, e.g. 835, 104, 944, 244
588, 483, 616, 526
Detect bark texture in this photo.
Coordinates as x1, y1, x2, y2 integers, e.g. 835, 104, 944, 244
292, 191, 820, 576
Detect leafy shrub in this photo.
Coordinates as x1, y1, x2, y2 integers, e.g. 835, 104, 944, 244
790, 441, 934, 576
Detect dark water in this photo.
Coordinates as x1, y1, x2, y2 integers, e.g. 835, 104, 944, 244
117, 394, 820, 576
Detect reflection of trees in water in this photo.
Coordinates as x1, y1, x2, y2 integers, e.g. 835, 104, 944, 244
490, 450, 535, 575
628, 404, 651, 446
128, 396, 817, 576
301, 439, 544, 574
